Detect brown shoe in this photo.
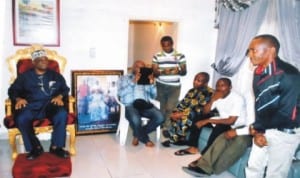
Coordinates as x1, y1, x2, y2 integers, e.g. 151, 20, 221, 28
132, 137, 139, 146
145, 141, 155, 147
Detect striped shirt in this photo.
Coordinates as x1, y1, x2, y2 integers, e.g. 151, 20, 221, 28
152, 50, 186, 86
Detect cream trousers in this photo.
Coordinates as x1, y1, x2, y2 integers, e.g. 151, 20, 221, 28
246, 129, 300, 178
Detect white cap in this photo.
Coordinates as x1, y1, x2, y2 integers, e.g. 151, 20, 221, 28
31, 49, 47, 60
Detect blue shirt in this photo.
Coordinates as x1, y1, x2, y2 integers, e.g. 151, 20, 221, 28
117, 74, 157, 106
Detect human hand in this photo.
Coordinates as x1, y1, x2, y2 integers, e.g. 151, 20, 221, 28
249, 125, 257, 136
224, 129, 237, 139
170, 112, 183, 121
134, 71, 141, 83
253, 133, 267, 147
164, 68, 171, 75
15, 98, 28, 110
171, 67, 179, 74
148, 73, 154, 84
211, 91, 224, 101
195, 120, 208, 128
51, 95, 64, 106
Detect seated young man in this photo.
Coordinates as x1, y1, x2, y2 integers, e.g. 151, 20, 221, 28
8, 49, 70, 160
182, 93, 252, 177
174, 78, 246, 155
162, 72, 214, 147
117, 60, 165, 147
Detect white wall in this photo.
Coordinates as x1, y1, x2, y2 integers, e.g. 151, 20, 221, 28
0, 0, 217, 136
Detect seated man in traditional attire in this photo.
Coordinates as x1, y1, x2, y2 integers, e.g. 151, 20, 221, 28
8, 49, 70, 160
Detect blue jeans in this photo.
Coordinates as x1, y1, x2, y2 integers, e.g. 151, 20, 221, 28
125, 104, 164, 143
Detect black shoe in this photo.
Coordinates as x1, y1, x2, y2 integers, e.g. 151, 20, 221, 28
161, 140, 171, 147
26, 147, 44, 160
173, 140, 188, 146
162, 130, 171, 138
182, 166, 209, 177
49, 147, 70, 158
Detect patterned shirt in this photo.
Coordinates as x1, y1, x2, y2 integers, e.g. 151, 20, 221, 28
168, 86, 214, 140
173, 86, 214, 121
117, 74, 157, 106
152, 50, 186, 86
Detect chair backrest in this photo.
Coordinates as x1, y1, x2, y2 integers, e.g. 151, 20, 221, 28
7, 44, 67, 84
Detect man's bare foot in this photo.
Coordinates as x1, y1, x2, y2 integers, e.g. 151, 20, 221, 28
145, 141, 155, 147
186, 146, 199, 154
174, 146, 199, 156
132, 137, 139, 146
188, 156, 201, 167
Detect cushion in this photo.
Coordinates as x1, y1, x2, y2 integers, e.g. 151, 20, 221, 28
3, 113, 76, 129
12, 152, 72, 178
17, 59, 34, 75
17, 59, 60, 75
198, 127, 212, 151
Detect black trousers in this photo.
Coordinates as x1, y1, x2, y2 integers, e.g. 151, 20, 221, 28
187, 121, 231, 155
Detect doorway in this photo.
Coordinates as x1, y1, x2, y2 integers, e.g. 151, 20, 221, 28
128, 20, 178, 70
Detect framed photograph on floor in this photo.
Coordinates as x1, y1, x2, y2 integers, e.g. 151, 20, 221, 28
72, 70, 123, 135
12, 0, 60, 46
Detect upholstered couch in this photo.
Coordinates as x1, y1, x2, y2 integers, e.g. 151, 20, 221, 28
198, 127, 300, 178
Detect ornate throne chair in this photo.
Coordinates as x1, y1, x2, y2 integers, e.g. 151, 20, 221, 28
3, 44, 76, 159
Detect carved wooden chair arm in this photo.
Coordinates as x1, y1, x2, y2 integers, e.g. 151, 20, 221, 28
5, 98, 12, 116
68, 95, 75, 114
5, 96, 75, 116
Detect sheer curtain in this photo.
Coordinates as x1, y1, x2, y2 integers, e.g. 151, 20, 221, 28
211, 0, 268, 79
276, 0, 300, 70
212, 0, 300, 121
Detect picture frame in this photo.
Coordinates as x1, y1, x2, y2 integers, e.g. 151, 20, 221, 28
12, 0, 60, 46
72, 70, 123, 135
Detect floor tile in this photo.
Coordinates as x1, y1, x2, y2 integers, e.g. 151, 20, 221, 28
0, 131, 235, 178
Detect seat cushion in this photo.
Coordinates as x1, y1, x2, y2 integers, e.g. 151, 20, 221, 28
3, 113, 76, 129
198, 127, 212, 151
12, 152, 72, 178
288, 160, 300, 178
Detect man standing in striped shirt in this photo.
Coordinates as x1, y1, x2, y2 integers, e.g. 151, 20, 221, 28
152, 36, 187, 129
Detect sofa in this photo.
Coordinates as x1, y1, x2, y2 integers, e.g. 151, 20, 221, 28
198, 127, 300, 178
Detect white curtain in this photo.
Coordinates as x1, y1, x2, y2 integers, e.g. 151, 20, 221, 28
212, 0, 300, 85
212, 0, 268, 80
276, 0, 300, 70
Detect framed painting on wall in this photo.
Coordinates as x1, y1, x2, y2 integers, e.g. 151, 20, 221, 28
72, 70, 123, 135
12, 0, 60, 46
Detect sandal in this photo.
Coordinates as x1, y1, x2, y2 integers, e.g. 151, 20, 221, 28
174, 149, 195, 156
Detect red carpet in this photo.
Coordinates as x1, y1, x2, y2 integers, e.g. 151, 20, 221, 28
12, 152, 72, 178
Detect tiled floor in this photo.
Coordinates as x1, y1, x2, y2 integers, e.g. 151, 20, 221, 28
0, 131, 235, 178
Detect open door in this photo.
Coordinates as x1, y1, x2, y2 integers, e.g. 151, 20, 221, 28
128, 20, 178, 70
